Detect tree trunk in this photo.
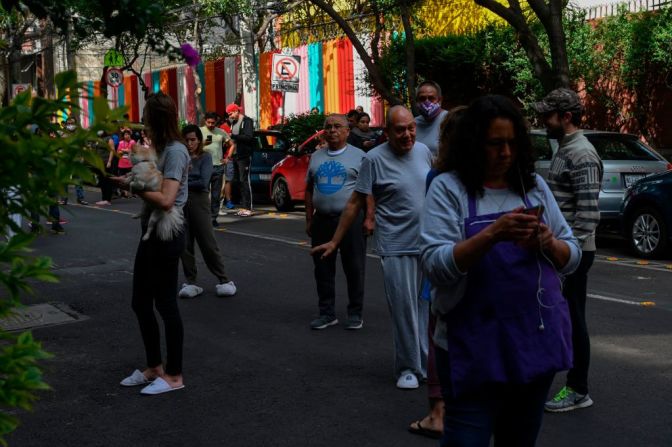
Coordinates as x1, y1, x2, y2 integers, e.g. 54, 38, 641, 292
240, 17, 260, 123
308, 0, 403, 106
546, 0, 570, 88
192, 13, 204, 123
475, 0, 556, 92
400, 2, 416, 111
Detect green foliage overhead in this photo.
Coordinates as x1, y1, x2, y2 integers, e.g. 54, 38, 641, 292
377, 6, 672, 138
270, 112, 327, 147
0, 71, 125, 442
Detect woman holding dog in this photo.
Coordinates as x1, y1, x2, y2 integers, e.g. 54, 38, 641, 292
113, 92, 190, 395
178, 124, 237, 299
420, 95, 581, 445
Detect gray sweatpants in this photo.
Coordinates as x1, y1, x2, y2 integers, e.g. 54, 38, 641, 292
380, 255, 429, 379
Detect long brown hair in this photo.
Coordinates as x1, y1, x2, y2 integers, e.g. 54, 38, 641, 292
143, 92, 182, 153
434, 106, 468, 171
441, 95, 536, 198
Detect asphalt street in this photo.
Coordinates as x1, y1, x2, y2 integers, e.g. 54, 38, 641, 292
6, 192, 672, 447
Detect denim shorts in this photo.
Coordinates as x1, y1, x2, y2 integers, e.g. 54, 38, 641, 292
225, 161, 235, 181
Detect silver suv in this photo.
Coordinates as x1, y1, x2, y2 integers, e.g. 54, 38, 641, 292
531, 130, 671, 224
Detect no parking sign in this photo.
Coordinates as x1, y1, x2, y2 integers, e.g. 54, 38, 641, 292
271, 54, 300, 93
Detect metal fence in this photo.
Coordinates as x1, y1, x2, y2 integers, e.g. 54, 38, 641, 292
583, 0, 671, 19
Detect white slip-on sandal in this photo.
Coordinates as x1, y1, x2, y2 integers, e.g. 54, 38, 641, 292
120, 369, 150, 387
140, 377, 185, 395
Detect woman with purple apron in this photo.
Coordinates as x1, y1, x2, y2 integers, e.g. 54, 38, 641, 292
420, 95, 581, 446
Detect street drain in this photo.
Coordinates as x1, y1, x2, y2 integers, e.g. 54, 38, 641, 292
0, 303, 87, 332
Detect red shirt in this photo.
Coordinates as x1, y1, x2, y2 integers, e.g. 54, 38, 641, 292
117, 139, 135, 169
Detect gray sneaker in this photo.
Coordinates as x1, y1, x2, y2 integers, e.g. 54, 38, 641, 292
344, 315, 363, 330
545, 386, 594, 412
310, 315, 338, 330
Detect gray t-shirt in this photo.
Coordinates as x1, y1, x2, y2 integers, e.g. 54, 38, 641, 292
157, 141, 190, 208
355, 141, 433, 255
306, 145, 366, 215
415, 110, 448, 157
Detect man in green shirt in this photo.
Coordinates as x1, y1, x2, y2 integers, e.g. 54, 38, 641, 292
200, 111, 233, 226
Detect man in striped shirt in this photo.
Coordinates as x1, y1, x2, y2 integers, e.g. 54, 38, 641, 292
533, 88, 603, 413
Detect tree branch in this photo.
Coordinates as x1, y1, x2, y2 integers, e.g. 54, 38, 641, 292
308, 0, 402, 105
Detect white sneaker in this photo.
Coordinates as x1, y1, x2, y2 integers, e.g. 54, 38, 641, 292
396, 370, 419, 389
178, 283, 203, 299
215, 281, 237, 297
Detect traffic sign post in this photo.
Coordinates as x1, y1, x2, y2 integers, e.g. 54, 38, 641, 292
105, 68, 124, 89
271, 54, 301, 123
11, 83, 31, 98
271, 54, 300, 93
104, 49, 125, 68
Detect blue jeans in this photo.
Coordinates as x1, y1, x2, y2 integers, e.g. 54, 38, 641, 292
436, 346, 553, 447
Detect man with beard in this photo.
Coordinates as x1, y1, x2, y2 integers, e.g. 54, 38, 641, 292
311, 106, 433, 390
533, 88, 603, 413
201, 112, 233, 225
414, 81, 448, 158
226, 104, 255, 217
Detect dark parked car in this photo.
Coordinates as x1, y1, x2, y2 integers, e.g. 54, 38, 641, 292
531, 130, 671, 225
232, 130, 289, 202
620, 171, 672, 258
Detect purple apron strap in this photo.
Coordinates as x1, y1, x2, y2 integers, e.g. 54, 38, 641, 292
467, 194, 477, 218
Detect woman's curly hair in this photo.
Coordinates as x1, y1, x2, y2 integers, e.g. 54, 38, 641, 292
438, 95, 536, 198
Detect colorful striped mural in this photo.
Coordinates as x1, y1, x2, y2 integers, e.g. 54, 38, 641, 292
78, 38, 383, 129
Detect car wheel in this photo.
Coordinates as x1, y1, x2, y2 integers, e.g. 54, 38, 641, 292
629, 207, 668, 259
272, 178, 294, 212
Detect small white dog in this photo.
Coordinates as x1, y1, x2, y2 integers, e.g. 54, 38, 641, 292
124, 144, 184, 241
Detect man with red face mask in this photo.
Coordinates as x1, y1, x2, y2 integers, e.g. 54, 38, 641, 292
414, 81, 448, 158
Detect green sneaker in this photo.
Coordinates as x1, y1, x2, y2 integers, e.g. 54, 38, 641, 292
545, 386, 594, 412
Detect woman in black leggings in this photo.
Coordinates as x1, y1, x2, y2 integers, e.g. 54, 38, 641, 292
112, 92, 190, 395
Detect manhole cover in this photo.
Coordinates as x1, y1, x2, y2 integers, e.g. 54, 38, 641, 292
0, 303, 87, 332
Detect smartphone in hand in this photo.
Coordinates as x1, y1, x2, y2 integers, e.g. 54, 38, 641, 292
522, 205, 544, 218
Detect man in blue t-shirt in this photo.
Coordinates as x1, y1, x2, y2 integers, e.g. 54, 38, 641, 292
311, 106, 433, 389
306, 114, 373, 331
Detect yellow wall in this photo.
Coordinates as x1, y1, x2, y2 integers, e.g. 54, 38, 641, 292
279, 0, 505, 47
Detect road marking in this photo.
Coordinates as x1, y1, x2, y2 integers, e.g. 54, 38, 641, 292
588, 293, 656, 307
218, 228, 383, 260
595, 255, 672, 273
79, 205, 670, 276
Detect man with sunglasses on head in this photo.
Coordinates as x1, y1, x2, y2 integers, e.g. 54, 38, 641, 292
306, 114, 373, 331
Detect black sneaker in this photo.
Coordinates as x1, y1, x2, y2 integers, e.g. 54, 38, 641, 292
344, 315, 363, 330
310, 315, 338, 330
77, 199, 89, 205
50, 225, 65, 234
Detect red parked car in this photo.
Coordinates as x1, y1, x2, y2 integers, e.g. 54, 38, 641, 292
270, 130, 325, 211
